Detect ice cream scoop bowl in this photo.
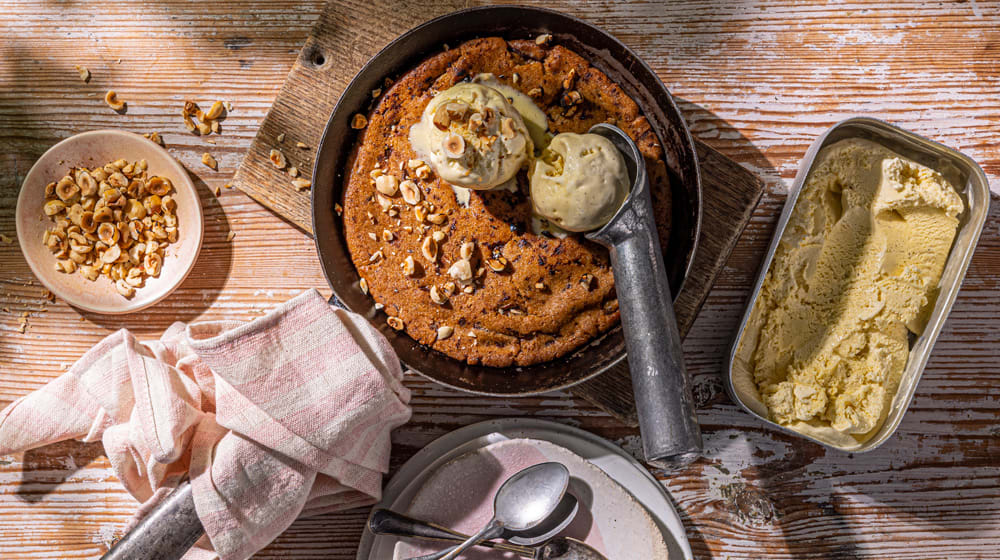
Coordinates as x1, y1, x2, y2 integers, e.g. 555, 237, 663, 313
581, 123, 703, 467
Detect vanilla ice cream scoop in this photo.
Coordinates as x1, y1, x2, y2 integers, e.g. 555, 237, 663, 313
530, 132, 630, 232
409, 83, 532, 190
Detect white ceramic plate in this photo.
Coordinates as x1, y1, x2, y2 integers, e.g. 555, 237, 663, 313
15, 129, 204, 314
358, 418, 693, 560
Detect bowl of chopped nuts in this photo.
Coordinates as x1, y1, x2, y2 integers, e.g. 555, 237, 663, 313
16, 129, 204, 314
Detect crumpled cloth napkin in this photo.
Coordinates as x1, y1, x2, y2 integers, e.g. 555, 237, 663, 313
0, 289, 412, 560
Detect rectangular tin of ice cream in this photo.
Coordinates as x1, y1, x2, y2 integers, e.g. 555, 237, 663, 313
725, 117, 990, 452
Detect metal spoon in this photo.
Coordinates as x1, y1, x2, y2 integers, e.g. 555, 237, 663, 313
405, 462, 571, 560
584, 123, 703, 468
370, 508, 607, 559
371, 492, 577, 550
505, 492, 579, 546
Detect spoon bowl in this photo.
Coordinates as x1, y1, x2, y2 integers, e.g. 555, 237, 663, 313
494, 462, 570, 531
508, 493, 580, 545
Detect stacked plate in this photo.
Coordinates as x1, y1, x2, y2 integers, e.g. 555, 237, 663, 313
358, 419, 693, 560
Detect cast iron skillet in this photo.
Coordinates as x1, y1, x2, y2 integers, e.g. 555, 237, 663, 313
312, 6, 701, 396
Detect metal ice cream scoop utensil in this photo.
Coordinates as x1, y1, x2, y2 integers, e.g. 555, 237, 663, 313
100, 480, 202, 560
405, 462, 571, 560
584, 123, 703, 468
370, 507, 607, 559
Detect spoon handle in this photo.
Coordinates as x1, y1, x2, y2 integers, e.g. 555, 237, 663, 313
370, 509, 535, 557
407, 521, 504, 560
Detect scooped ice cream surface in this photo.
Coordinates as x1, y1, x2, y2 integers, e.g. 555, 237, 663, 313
530, 132, 630, 232
409, 82, 532, 190
745, 138, 964, 442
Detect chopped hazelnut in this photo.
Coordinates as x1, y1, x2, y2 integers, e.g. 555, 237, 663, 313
436, 326, 454, 340
104, 90, 125, 111
201, 153, 218, 170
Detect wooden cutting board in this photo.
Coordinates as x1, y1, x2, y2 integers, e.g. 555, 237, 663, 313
231, 1, 765, 426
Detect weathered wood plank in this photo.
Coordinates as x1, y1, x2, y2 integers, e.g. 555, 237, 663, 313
2, 1, 1000, 559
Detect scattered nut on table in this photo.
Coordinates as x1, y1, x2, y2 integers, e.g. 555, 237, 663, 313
269, 149, 287, 169
74, 64, 90, 82
41, 159, 178, 298
183, 99, 228, 136
105, 90, 125, 111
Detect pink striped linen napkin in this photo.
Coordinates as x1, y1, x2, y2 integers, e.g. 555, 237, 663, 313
0, 289, 412, 560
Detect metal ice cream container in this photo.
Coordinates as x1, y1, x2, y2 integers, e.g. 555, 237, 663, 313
725, 117, 990, 452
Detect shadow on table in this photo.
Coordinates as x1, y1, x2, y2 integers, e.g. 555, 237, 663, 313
14, 440, 106, 502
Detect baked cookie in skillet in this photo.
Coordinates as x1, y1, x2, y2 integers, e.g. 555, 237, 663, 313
342, 37, 672, 367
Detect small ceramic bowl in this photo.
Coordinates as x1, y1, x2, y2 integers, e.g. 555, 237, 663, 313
16, 129, 204, 314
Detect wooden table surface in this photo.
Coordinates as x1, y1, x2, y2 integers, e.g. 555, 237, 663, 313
2, 1, 998, 558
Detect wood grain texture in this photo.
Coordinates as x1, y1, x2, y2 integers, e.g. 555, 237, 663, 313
2, 1, 1000, 559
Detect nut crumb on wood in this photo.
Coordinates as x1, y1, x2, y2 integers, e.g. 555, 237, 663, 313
104, 90, 125, 111
74, 64, 90, 82
269, 149, 287, 169
296, 141, 308, 149
183, 99, 225, 136
201, 153, 217, 169
204, 100, 224, 120
226, 230, 235, 241
292, 178, 311, 190
277, 133, 285, 143
0, 234, 12, 244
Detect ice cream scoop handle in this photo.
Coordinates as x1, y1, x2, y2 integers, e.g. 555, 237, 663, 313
101, 480, 204, 560
597, 187, 703, 467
